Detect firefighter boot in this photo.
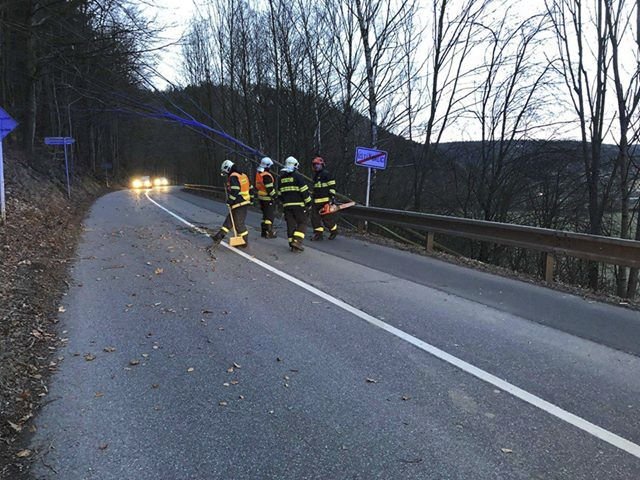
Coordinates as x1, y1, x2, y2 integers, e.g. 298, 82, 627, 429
311, 231, 323, 241
266, 225, 277, 239
291, 237, 304, 252
261, 223, 268, 238
212, 230, 225, 245
328, 228, 338, 240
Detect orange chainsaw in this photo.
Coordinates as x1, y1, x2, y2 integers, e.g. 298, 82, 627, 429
320, 201, 356, 215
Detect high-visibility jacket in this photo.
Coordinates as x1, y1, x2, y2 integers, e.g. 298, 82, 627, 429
255, 171, 277, 201
227, 172, 251, 209
278, 171, 311, 208
312, 169, 336, 204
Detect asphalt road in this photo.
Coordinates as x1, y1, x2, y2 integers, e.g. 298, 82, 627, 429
31, 187, 640, 479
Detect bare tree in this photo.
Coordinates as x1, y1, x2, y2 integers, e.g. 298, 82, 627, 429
471, 12, 552, 224
411, 0, 490, 211
547, 0, 615, 289
350, 0, 416, 148
604, 0, 640, 297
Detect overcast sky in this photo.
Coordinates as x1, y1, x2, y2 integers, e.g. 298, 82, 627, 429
142, 0, 636, 143
143, 0, 195, 87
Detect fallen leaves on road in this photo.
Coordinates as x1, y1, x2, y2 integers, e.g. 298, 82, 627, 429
152, 384, 160, 389
15, 449, 31, 458
84, 353, 96, 362
501, 448, 513, 454
95, 392, 104, 398
219, 401, 228, 407
103, 346, 116, 353
129, 359, 140, 366
230, 380, 239, 385
7, 421, 22, 433
402, 395, 411, 401
365, 378, 378, 384
99, 443, 109, 451
187, 367, 195, 373
57, 306, 66, 313
233, 362, 241, 369
154, 268, 163, 275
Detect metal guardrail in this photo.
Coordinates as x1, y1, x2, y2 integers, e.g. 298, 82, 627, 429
183, 183, 640, 283
183, 184, 225, 195
344, 205, 640, 283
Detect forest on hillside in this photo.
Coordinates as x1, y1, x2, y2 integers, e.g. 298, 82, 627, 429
1, 0, 640, 297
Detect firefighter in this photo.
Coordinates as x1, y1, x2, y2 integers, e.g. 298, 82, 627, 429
211, 159, 251, 247
310, 156, 338, 241
255, 156, 278, 239
277, 156, 311, 252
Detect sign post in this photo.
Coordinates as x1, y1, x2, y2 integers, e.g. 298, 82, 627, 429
354, 146, 388, 207
44, 137, 75, 198
0, 107, 18, 224
102, 162, 112, 188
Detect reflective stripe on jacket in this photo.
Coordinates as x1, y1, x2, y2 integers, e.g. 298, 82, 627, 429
278, 171, 311, 208
255, 171, 277, 201
227, 172, 251, 209
312, 169, 336, 204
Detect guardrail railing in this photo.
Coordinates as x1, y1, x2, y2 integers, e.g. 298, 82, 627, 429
183, 184, 640, 285
183, 184, 225, 194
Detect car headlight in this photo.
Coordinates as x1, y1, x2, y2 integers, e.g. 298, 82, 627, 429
153, 177, 169, 187
144, 180, 152, 188
131, 179, 142, 189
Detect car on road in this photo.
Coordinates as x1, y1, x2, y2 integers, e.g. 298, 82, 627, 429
153, 176, 169, 187
131, 176, 152, 189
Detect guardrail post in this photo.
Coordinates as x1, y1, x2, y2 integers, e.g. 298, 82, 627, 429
544, 253, 555, 283
425, 232, 434, 253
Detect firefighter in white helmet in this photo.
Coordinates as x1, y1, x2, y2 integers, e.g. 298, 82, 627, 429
255, 157, 278, 238
211, 159, 251, 247
277, 156, 311, 252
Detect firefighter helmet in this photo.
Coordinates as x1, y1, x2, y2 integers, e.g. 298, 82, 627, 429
221, 159, 234, 175
282, 156, 299, 172
258, 157, 273, 173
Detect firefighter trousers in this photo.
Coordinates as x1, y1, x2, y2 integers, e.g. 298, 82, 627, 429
284, 206, 307, 245
259, 200, 275, 232
311, 202, 337, 234
221, 205, 249, 237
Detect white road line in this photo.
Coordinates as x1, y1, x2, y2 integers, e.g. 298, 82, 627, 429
146, 191, 640, 460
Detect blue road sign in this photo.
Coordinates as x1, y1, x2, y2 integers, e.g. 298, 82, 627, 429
0, 108, 18, 140
0, 107, 17, 222
354, 146, 388, 170
45, 137, 75, 146
44, 136, 75, 198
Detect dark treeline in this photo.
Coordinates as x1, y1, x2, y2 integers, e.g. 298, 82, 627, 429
0, 0, 156, 174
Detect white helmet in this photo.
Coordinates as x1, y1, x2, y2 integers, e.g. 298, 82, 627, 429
282, 156, 299, 173
221, 159, 234, 175
258, 156, 273, 173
